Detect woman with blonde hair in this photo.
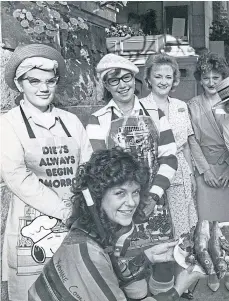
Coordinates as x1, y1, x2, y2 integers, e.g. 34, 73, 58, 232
143, 53, 198, 240
142, 53, 198, 299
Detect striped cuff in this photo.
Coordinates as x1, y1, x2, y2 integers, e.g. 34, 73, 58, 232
149, 275, 174, 295
124, 279, 148, 299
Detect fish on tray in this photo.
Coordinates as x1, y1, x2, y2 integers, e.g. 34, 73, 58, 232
209, 221, 228, 279
194, 220, 215, 276
177, 221, 229, 278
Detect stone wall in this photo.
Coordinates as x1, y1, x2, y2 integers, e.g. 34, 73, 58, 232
1, 2, 116, 300
1, 1, 116, 112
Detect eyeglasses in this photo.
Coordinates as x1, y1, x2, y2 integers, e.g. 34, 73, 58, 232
21, 76, 59, 88
106, 73, 134, 86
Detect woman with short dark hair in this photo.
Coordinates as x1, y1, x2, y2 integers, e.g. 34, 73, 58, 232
188, 52, 229, 291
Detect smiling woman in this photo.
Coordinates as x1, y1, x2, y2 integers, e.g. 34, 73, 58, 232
85, 53, 179, 298
188, 53, 229, 291
29, 148, 204, 301
1, 43, 92, 301
101, 181, 141, 226
17, 68, 58, 112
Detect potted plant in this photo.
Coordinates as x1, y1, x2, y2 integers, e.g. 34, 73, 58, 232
209, 20, 229, 60
105, 9, 164, 54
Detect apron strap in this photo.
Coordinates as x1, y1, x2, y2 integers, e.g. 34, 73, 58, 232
111, 107, 119, 121
20, 106, 72, 138
58, 117, 72, 137
20, 106, 36, 139
139, 102, 150, 116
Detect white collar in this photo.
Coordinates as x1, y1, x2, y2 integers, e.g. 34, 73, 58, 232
20, 99, 57, 128
93, 95, 142, 117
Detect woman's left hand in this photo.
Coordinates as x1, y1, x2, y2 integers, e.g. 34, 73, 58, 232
219, 169, 229, 188
144, 241, 177, 264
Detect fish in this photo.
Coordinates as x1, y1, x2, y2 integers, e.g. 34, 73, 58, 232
209, 221, 228, 279
194, 220, 215, 275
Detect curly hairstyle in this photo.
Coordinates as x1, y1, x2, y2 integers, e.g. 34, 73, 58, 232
68, 148, 150, 241
194, 52, 229, 81
144, 53, 180, 92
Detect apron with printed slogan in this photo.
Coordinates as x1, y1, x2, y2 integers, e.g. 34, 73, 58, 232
106, 105, 174, 256
3, 106, 81, 298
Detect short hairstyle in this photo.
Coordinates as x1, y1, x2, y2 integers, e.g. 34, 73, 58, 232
103, 68, 136, 102
144, 53, 180, 92
194, 52, 229, 81
68, 148, 150, 238
103, 68, 123, 82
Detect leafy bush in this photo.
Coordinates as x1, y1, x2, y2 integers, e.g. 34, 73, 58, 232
210, 20, 229, 46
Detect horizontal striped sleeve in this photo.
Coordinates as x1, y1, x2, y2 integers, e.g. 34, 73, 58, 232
159, 129, 176, 146
149, 183, 164, 198
150, 109, 178, 198
86, 115, 106, 151
158, 154, 178, 171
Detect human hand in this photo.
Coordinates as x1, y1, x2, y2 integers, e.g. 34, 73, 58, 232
144, 241, 177, 264
142, 195, 157, 218
203, 169, 219, 187
219, 169, 229, 188
134, 194, 157, 223
174, 266, 206, 296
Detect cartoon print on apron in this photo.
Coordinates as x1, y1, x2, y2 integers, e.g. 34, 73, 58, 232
17, 106, 79, 275
106, 104, 174, 255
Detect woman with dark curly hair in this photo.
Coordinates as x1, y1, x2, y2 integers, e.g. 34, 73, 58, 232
188, 52, 229, 291
29, 148, 203, 301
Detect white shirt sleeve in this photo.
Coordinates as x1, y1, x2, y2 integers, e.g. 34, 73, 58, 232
1, 116, 71, 221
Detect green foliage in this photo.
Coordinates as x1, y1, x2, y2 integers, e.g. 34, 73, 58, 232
12, 1, 89, 48
99, 1, 127, 9
210, 20, 229, 45
140, 9, 159, 35
105, 8, 159, 37
3, 1, 107, 105
105, 23, 144, 37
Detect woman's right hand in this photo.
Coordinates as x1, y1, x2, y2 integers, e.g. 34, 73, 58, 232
174, 266, 206, 297
144, 241, 177, 263
203, 169, 219, 187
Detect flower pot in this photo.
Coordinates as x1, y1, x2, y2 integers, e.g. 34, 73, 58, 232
106, 35, 165, 54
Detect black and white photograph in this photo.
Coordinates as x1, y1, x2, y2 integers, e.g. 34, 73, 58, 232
0, 1, 229, 301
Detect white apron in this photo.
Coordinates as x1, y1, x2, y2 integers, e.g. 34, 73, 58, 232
3, 106, 81, 300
